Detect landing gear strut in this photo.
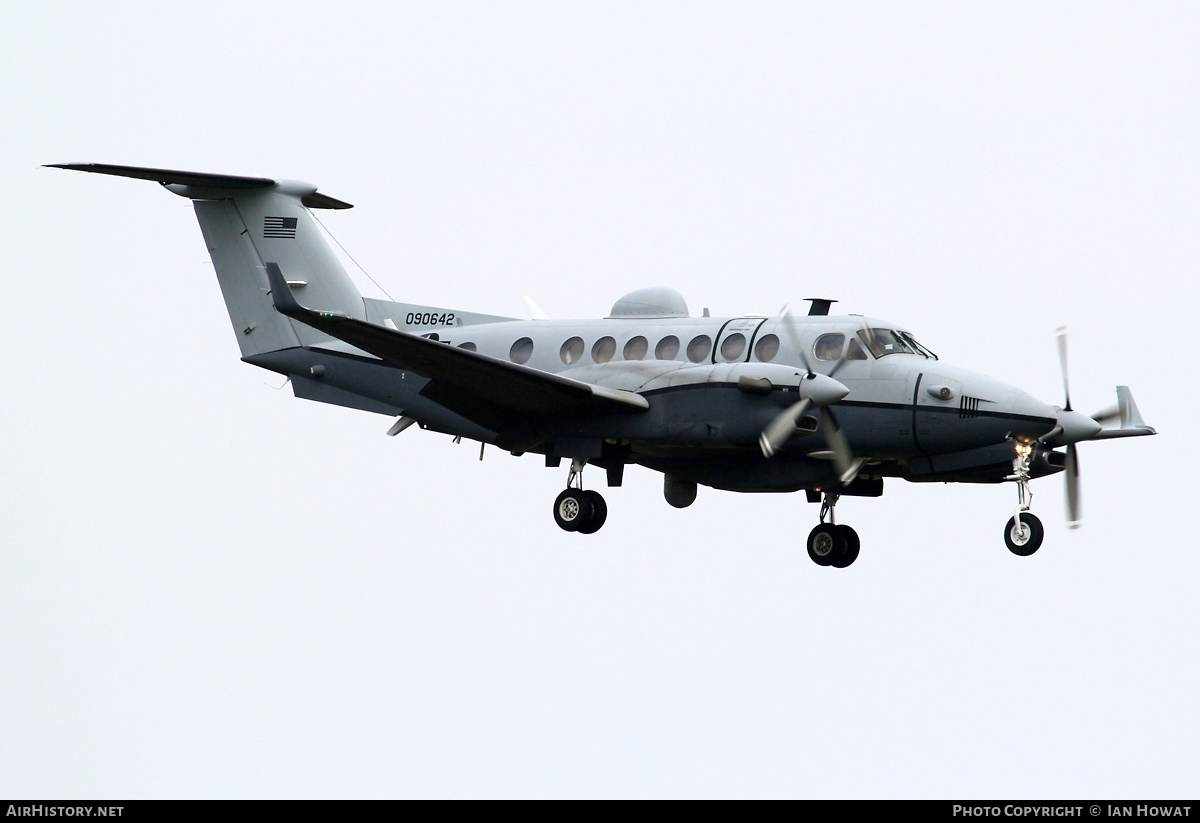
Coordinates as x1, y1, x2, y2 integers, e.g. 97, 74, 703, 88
807, 492, 860, 568
1004, 443, 1044, 556
552, 459, 608, 534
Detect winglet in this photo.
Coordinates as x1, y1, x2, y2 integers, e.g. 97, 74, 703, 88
1116, 385, 1150, 430
1091, 386, 1156, 439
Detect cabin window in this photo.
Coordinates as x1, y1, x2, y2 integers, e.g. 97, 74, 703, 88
814, 333, 845, 361
655, 335, 680, 360
687, 335, 712, 363
592, 336, 617, 363
623, 336, 648, 361
510, 337, 534, 364
720, 332, 746, 361
754, 333, 780, 362
560, 337, 584, 365
458, 342, 477, 352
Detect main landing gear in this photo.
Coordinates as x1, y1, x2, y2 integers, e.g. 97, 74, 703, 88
552, 459, 608, 534
1003, 443, 1044, 556
807, 493, 860, 568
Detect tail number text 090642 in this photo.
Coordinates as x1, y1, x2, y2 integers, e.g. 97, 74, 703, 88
406, 312, 456, 326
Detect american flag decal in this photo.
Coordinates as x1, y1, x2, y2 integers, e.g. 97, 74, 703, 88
263, 216, 298, 239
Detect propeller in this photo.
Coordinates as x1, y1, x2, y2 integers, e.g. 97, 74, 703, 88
1055, 326, 1085, 529
760, 305, 826, 457
1064, 441, 1081, 529
759, 396, 815, 458
819, 407, 867, 484
1056, 325, 1072, 411
758, 306, 861, 484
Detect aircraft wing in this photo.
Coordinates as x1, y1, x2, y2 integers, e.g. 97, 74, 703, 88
265, 263, 648, 428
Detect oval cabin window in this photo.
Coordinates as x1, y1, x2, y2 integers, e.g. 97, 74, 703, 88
592, 336, 617, 363
687, 335, 712, 363
560, 337, 584, 365
720, 332, 746, 361
510, 337, 534, 364
655, 336, 680, 360
754, 333, 780, 362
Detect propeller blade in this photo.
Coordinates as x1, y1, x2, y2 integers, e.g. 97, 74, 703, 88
778, 304, 814, 377
841, 316, 882, 368
759, 397, 813, 457
1056, 325, 1072, 411
820, 407, 856, 482
1091, 405, 1120, 425
826, 330, 858, 380
1064, 443, 1081, 529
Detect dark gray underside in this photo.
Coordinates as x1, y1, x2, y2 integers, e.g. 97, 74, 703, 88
247, 347, 1062, 492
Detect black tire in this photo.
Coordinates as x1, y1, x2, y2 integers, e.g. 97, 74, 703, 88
807, 524, 844, 566
577, 490, 608, 534
553, 489, 594, 532
1004, 513, 1044, 556
830, 525, 860, 568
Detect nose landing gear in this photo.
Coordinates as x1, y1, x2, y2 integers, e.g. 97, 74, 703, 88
552, 459, 608, 534
1003, 443, 1044, 556
807, 493, 860, 568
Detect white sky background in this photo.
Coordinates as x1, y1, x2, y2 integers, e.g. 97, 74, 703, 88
1, 1, 1196, 798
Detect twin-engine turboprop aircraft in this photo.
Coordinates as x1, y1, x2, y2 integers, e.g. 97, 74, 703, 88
50, 163, 1156, 568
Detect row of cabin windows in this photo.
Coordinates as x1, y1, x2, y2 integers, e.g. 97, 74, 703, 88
454, 330, 930, 365
455, 333, 784, 365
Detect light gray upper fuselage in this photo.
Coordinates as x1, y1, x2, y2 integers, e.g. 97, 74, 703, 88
345, 304, 1059, 457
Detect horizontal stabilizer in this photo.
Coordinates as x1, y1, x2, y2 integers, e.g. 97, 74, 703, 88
46, 163, 353, 208
47, 163, 274, 189
264, 262, 648, 428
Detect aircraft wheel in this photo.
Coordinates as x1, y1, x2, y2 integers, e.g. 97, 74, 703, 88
553, 489, 594, 532
807, 524, 844, 567
1004, 513, 1043, 556
830, 525, 860, 568
577, 490, 608, 534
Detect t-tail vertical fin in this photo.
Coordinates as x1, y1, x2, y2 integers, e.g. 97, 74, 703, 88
47, 163, 366, 357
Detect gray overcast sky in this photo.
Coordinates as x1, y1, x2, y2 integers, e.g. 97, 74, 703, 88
2, 1, 1197, 798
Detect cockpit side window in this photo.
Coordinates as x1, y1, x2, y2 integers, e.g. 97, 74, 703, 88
846, 338, 868, 360
813, 333, 845, 361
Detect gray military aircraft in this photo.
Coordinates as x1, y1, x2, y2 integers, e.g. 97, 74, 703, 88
50, 163, 1156, 567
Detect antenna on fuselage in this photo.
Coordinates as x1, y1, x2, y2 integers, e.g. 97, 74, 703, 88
805, 298, 837, 316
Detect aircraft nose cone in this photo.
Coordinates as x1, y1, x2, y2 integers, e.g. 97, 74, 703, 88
801, 373, 849, 406
1055, 408, 1103, 445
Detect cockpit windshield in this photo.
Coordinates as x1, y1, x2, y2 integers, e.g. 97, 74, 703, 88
856, 328, 936, 359
898, 331, 938, 360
